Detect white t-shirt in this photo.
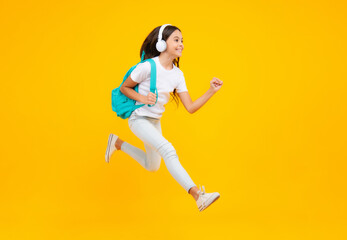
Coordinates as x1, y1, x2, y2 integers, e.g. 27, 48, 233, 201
130, 56, 188, 119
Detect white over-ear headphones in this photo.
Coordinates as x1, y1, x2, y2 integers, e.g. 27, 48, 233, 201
156, 24, 172, 52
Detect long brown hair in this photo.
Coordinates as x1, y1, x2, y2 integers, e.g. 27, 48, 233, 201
139, 25, 182, 107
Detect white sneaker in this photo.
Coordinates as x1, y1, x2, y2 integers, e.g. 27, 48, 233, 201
105, 133, 118, 163
196, 185, 220, 212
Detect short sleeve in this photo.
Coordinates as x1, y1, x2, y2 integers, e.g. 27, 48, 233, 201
176, 73, 188, 93
130, 61, 150, 83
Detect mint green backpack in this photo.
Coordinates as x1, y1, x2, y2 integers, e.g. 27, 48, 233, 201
111, 51, 158, 119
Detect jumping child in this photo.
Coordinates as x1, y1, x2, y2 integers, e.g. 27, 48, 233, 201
105, 24, 223, 212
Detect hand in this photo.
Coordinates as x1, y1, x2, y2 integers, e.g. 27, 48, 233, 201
210, 77, 223, 92
143, 92, 157, 105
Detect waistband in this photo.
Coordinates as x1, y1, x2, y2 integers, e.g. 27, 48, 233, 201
129, 113, 160, 121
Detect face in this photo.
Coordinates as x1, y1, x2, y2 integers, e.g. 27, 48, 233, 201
165, 30, 184, 58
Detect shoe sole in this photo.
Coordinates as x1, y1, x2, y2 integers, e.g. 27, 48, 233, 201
105, 134, 114, 163
199, 193, 220, 212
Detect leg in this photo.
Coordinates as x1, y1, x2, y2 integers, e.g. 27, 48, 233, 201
119, 139, 161, 172
188, 186, 200, 201
117, 135, 209, 201
115, 119, 162, 172
129, 117, 197, 194
115, 138, 123, 150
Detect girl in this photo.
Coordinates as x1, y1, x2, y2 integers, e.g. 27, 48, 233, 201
105, 24, 223, 212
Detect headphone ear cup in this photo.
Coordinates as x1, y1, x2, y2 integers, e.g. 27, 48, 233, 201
156, 40, 167, 52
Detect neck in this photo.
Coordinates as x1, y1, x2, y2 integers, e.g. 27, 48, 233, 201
158, 53, 176, 70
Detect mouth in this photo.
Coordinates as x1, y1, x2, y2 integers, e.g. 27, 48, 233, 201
176, 49, 183, 53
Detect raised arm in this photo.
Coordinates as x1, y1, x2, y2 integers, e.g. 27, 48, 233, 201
177, 77, 223, 114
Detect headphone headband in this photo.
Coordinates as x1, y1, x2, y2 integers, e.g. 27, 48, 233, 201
158, 24, 171, 41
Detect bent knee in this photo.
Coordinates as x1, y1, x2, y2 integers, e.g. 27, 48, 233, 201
147, 165, 160, 172
145, 157, 161, 172
157, 141, 177, 159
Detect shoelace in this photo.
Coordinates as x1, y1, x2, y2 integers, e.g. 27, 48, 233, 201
197, 185, 207, 210
197, 185, 206, 197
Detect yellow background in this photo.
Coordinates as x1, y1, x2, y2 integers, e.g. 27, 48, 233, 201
1, 0, 346, 239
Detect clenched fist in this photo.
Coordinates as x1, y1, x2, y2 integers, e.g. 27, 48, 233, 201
210, 77, 223, 93
142, 92, 157, 105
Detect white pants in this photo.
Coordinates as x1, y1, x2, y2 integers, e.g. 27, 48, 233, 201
121, 113, 196, 193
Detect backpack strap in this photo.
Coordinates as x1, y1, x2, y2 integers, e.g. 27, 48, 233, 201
146, 59, 157, 93
139, 51, 158, 107
141, 50, 145, 61
141, 51, 156, 93
146, 58, 158, 107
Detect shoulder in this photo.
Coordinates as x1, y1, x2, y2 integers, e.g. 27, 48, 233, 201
176, 67, 184, 75
133, 60, 151, 73
137, 60, 151, 68
175, 67, 184, 80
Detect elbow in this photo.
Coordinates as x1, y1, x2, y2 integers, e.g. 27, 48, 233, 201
120, 85, 125, 94
187, 103, 196, 114
188, 107, 196, 114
